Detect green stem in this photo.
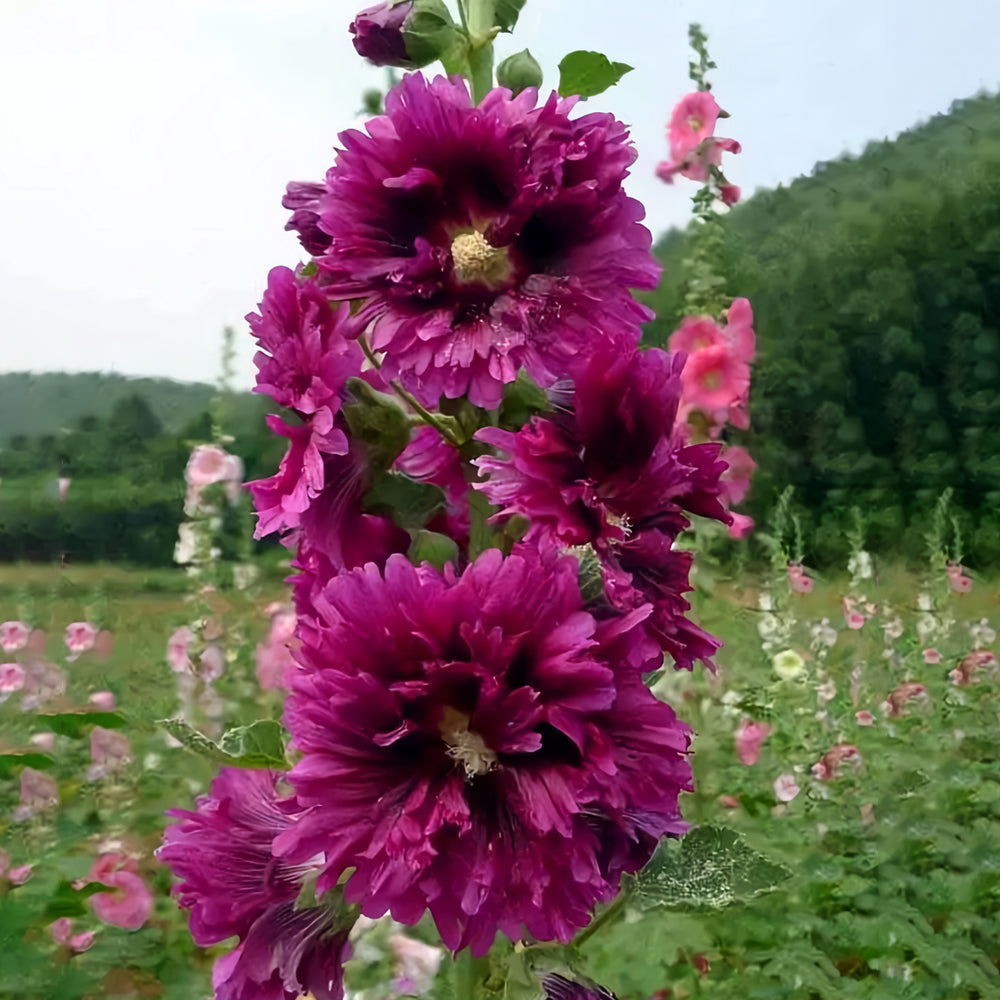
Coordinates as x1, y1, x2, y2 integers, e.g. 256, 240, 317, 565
572, 892, 627, 950
359, 333, 461, 446
464, 0, 495, 103
468, 43, 494, 104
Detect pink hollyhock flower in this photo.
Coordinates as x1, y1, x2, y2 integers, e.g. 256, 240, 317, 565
735, 719, 771, 766
719, 445, 756, 506
727, 511, 755, 539
668, 315, 726, 356
724, 298, 756, 364
475, 346, 729, 672
922, 647, 942, 664
0, 662, 26, 701
87, 854, 153, 931
350, 2, 414, 68
720, 183, 741, 206
166, 626, 194, 674
665, 91, 720, 163
278, 548, 693, 956
0, 849, 33, 885
14, 767, 58, 821
30, 731, 55, 751
881, 681, 931, 717
86, 727, 132, 781
543, 974, 618, 1000
949, 573, 973, 593
49, 918, 95, 954
1, 620, 30, 652
312, 72, 659, 409
855, 710, 875, 726
158, 768, 352, 1000
88, 690, 116, 712
282, 180, 333, 255
185, 444, 242, 489
950, 649, 999, 686
198, 644, 225, 683
718, 794, 740, 809
65, 622, 98, 660
811, 744, 863, 781
20, 658, 67, 710
842, 597, 866, 630
58, 476, 71, 502
787, 563, 814, 594
678, 344, 750, 413
773, 773, 800, 803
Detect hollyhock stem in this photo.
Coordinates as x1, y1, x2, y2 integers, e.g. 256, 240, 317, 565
463, 0, 495, 103
572, 893, 627, 949
359, 333, 461, 445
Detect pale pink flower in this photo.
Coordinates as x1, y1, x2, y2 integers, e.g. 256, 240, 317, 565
947, 564, 973, 593
718, 794, 740, 809
20, 659, 66, 710
727, 511, 755, 539
166, 626, 195, 674
58, 476, 71, 502
30, 731, 55, 751
14, 767, 58, 821
788, 563, 814, 594
88, 690, 116, 712
0, 662, 26, 701
1, 851, 34, 885
950, 649, 1000, 686
922, 648, 942, 664
0, 620, 30, 652
199, 644, 225, 683
881, 682, 930, 718
724, 298, 756, 363
185, 444, 239, 488
735, 719, 771, 766
65, 622, 99, 660
842, 597, 866, 630
389, 934, 442, 995
719, 445, 756, 506
855, 710, 875, 726
49, 918, 95, 953
812, 743, 863, 781
86, 727, 132, 781
773, 773, 800, 803
87, 853, 153, 931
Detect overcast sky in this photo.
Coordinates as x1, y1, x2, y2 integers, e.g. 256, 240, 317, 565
1, 0, 997, 390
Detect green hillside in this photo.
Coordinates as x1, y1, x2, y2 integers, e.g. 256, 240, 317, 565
642, 90, 1000, 566
0, 371, 263, 439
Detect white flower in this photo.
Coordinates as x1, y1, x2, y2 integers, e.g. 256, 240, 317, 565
173, 523, 198, 565
772, 649, 805, 681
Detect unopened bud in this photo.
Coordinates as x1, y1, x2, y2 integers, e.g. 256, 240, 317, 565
496, 49, 543, 95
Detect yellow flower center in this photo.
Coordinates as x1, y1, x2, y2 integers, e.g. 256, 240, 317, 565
439, 706, 498, 779
450, 230, 510, 287
701, 370, 722, 390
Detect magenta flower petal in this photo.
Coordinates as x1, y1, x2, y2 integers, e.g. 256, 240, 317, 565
311, 73, 658, 408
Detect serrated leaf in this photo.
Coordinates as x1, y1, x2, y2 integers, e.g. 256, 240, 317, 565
557, 51, 632, 99
627, 825, 792, 911
158, 718, 288, 770
409, 529, 460, 570
343, 378, 412, 476
493, 0, 527, 32
364, 471, 448, 531
36, 710, 128, 738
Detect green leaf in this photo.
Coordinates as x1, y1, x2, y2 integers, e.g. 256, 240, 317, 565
557, 50, 632, 98
468, 486, 502, 559
627, 825, 792, 911
409, 529, 460, 570
36, 710, 128, 738
0, 751, 55, 778
404, 0, 465, 69
343, 378, 412, 476
574, 543, 605, 603
493, 0, 527, 32
158, 718, 289, 770
498, 369, 550, 429
364, 471, 448, 531
43, 880, 106, 920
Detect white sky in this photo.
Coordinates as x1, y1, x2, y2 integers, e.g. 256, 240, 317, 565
1, 0, 997, 389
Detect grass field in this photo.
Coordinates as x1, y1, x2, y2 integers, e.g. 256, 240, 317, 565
1, 558, 998, 999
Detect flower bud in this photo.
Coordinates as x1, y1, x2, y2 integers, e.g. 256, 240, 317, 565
350, 1, 459, 71
496, 49, 543, 95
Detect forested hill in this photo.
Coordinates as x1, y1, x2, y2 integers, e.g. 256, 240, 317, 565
642, 90, 1000, 565
0, 372, 260, 439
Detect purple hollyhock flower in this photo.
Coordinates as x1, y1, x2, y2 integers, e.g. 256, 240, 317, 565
158, 768, 352, 1000
276, 547, 691, 956
350, 2, 413, 68
543, 974, 618, 1000
309, 72, 659, 409
282, 182, 333, 255
474, 346, 730, 670
248, 266, 364, 419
